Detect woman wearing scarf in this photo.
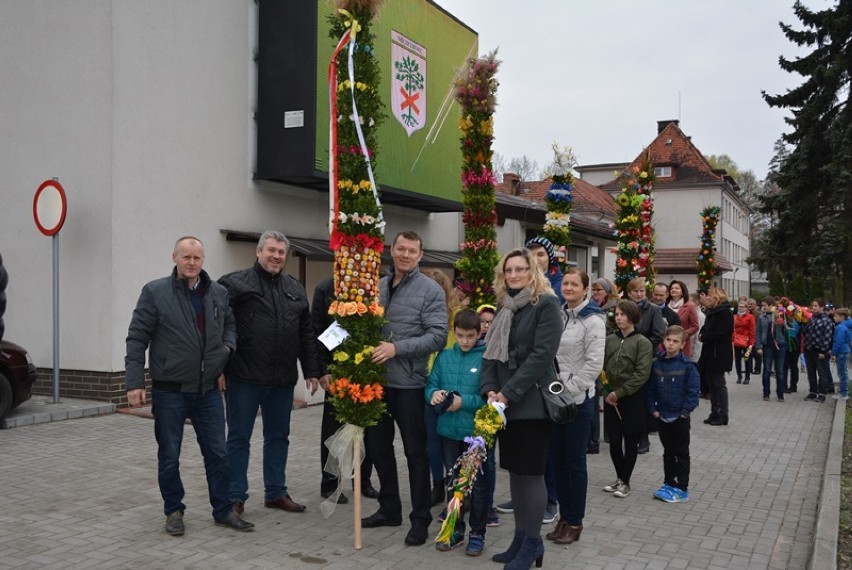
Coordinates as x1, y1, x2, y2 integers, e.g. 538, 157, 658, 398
481, 248, 562, 569
667, 280, 699, 359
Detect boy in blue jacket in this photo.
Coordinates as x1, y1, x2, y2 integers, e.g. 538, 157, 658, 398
425, 309, 489, 555
832, 308, 851, 399
646, 325, 700, 503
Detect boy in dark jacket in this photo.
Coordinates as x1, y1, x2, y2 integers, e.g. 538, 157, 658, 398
646, 325, 700, 503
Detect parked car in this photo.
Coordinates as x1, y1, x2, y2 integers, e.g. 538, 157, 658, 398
0, 340, 37, 419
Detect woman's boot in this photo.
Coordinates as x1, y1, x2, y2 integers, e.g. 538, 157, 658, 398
492, 529, 525, 563
504, 536, 544, 570
554, 524, 583, 545
545, 520, 567, 541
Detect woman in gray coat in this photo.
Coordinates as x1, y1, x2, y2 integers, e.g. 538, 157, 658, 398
481, 248, 562, 569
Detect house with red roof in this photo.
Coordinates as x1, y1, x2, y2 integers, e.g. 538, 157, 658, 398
493, 173, 618, 279
579, 120, 750, 297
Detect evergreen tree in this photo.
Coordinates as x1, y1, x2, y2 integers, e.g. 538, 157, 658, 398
759, 0, 852, 302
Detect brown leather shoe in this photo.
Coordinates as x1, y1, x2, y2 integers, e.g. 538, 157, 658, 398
233, 501, 244, 516
264, 495, 306, 512
545, 520, 568, 541
554, 524, 583, 545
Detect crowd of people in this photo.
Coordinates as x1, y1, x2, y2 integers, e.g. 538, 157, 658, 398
124, 232, 851, 569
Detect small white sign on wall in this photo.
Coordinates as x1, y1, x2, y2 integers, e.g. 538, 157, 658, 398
284, 110, 304, 129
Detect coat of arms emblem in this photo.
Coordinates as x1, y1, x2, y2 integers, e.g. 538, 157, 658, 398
391, 31, 426, 137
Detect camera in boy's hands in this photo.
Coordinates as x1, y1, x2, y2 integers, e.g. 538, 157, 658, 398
432, 390, 459, 415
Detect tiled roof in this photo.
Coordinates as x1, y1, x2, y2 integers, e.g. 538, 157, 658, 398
654, 247, 733, 273
496, 175, 617, 217
600, 120, 723, 189
493, 193, 616, 241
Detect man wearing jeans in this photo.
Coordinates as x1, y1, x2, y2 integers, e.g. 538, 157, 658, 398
125, 236, 253, 536
218, 231, 320, 516
803, 298, 835, 402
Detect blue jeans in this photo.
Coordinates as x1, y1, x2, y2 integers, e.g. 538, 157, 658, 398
762, 344, 787, 397
440, 437, 491, 535
424, 403, 447, 485
836, 354, 849, 396
552, 396, 594, 525
226, 379, 294, 503
152, 387, 230, 520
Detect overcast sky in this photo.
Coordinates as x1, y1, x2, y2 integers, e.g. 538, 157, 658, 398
434, 0, 827, 180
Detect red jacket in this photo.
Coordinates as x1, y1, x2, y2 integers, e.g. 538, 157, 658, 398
733, 312, 756, 348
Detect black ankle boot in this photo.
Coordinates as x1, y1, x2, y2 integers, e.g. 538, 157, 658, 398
492, 529, 525, 563
703, 412, 718, 425
431, 480, 445, 506
505, 536, 544, 569
709, 414, 728, 426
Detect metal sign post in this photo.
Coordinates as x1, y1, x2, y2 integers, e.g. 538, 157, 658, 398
33, 178, 67, 404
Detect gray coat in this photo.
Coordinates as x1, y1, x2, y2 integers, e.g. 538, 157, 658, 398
480, 294, 562, 421
125, 268, 236, 393
379, 267, 448, 389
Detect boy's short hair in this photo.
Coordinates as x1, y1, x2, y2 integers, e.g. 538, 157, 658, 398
665, 325, 687, 342
762, 296, 776, 306
453, 308, 481, 332
835, 308, 850, 318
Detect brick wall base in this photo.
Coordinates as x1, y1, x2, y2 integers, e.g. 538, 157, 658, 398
32, 368, 139, 407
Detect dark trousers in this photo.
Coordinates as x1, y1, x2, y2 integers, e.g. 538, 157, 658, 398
607, 414, 641, 486
424, 403, 447, 485
762, 345, 787, 398
152, 387, 231, 520
365, 387, 431, 525
707, 371, 728, 417
734, 346, 752, 381
658, 416, 691, 491
440, 437, 490, 535
786, 350, 801, 391
588, 393, 601, 450
321, 394, 373, 494
552, 397, 594, 525
805, 351, 834, 395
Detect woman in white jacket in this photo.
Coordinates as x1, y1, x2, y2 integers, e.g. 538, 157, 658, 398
545, 268, 606, 545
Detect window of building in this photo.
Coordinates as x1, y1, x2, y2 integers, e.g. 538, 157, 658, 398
653, 166, 672, 178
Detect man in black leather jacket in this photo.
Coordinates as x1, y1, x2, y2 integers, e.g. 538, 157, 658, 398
218, 231, 320, 516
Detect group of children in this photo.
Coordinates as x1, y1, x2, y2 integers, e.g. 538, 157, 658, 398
424, 297, 701, 556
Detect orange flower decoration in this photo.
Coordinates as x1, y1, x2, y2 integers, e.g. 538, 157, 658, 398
356, 302, 368, 316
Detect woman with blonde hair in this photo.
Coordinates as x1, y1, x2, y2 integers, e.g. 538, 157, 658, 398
698, 287, 734, 426
481, 248, 562, 568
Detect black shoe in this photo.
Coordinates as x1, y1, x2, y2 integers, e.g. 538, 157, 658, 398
362, 482, 379, 499
362, 510, 402, 528
431, 480, 445, 506
637, 445, 650, 454
404, 522, 429, 546
703, 413, 719, 425
165, 511, 184, 536
709, 415, 729, 426
805, 393, 817, 401
321, 489, 349, 504
215, 511, 255, 532
743, 379, 750, 385
586, 446, 600, 455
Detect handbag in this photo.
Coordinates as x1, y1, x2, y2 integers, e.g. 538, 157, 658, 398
538, 380, 578, 424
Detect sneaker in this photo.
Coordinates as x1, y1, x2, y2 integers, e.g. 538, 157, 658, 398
653, 484, 673, 500
465, 533, 485, 556
670, 487, 690, 502
817, 394, 826, 403
654, 486, 677, 503
805, 393, 818, 401
486, 508, 499, 527
495, 500, 514, 514
763, 396, 770, 401
165, 511, 184, 536
542, 502, 557, 524
613, 483, 632, 498
777, 395, 785, 402
437, 507, 447, 523
435, 529, 465, 551
832, 394, 849, 400
603, 479, 623, 493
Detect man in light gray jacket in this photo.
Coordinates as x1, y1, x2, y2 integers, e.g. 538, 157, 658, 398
361, 230, 448, 546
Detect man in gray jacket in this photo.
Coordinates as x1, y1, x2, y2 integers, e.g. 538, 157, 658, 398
362, 230, 448, 546
125, 236, 253, 536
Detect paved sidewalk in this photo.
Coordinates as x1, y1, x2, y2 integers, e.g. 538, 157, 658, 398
0, 374, 837, 569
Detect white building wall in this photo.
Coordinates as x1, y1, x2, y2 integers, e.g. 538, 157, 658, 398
652, 186, 722, 249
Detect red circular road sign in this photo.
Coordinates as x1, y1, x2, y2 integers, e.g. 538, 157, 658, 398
33, 179, 67, 236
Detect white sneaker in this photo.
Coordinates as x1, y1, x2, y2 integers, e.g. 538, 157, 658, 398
832, 394, 849, 400
603, 479, 623, 493
613, 483, 632, 498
